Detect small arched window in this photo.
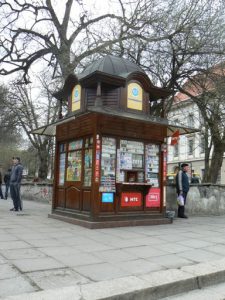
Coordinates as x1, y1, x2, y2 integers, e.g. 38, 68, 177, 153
71, 84, 81, 112
127, 82, 143, 111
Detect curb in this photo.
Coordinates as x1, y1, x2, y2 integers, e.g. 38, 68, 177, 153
3, 258, 225, 300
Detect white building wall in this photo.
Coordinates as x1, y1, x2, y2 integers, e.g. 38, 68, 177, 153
167, 99, 205, 179
167, 99, 225, 183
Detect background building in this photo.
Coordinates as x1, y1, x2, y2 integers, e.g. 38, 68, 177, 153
167, 87, 225, 183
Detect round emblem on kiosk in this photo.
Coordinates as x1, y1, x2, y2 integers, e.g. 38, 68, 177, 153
74, 89, 79, 98
132, 87, 139, 97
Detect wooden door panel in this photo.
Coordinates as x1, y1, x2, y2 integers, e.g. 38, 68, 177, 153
56, 188, 65, 208
82, 190, 91, 211
65, 186, 81, 210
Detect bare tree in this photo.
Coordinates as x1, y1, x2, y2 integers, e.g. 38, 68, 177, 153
0, 84, 23, 171
1, 0, 225, 181
99, 0, 225, 119
1, 0, 218, 85
0, 84, 23, 144
114, 0, 225, 182
0, 0, 138, 83
3, 77, 58, 179
177, 67, 225, 183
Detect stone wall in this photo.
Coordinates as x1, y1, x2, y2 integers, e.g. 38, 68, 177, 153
20, 182, 52, 204
166, 184, 225, 216
17, 182, 225, 216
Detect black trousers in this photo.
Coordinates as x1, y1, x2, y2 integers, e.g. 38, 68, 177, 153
10, 183, 21, 210
5, 183, 9, 199
177, 192, 187, 217
178, 205, 185, 217
0, 185, 3, 199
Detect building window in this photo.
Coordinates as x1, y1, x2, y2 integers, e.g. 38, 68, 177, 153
188, 114, 194, 127
200, 136, 205, 154
174, 144, 179, 157
188, 138, 194, 155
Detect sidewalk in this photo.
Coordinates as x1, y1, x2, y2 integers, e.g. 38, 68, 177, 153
1, 200, 225, 299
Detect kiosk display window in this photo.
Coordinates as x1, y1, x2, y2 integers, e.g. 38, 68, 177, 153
68, 139, 83, 151
84, 137, 93, 186
66, 139, 83, 181
119, 140, 145, 182
58, 143, 66, 185
100, 137, 116, 192
145, 144, 160, 187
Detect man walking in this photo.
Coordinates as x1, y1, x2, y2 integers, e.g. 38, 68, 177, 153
176, 163, 190, 218
10, 157, 23, 212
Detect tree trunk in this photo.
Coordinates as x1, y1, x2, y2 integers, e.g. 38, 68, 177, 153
37, 149, 49, 180
203, 155, 210, 182
208, 144, 224, 183
202, 128, 211, 183
58, 45, 74, 81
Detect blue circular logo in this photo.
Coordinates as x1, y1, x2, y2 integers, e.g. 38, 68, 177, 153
132, 87, 138, 97
75, 89, 79, 97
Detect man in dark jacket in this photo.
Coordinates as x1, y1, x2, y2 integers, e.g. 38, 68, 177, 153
10, 157, 23, 211
176, 163, 190, 218
0, 172, 4, 199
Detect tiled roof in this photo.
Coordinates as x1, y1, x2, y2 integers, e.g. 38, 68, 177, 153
174, 63, 225, 103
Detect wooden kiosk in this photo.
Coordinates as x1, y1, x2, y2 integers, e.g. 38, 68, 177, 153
37, 55, 193, 228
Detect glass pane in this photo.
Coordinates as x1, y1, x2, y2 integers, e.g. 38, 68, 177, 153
84, 148, 93, 186
120, 140, 144, 154
66, 150, 82, 181
145, 144, 159, 187
59, 143, 66, 153
68, 139, 83, 151
137, 171, 144, 183
132, 154, 143, 168
119, 140, 144, 170
58, 153, 66, 185
100, 137, 116, 192
85, 137, 93, 148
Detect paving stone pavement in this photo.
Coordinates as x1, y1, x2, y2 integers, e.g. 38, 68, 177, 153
1, 199, 225, 299
163, 282, 225, 299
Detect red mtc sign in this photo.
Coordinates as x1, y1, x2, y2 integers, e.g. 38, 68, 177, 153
146, 188, 160, 207
121, 192, 142, 207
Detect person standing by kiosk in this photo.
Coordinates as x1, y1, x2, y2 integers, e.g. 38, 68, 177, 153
10, 157, 23, 211
0, 172, 4, 199
4, 168, 11, 200
176, 163, 190, 218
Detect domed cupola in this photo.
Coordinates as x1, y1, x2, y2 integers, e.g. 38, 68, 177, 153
57, 54, 171, 116
78, 55, 145, 79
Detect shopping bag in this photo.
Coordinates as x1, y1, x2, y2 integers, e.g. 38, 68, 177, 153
177, 195, 184, 206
